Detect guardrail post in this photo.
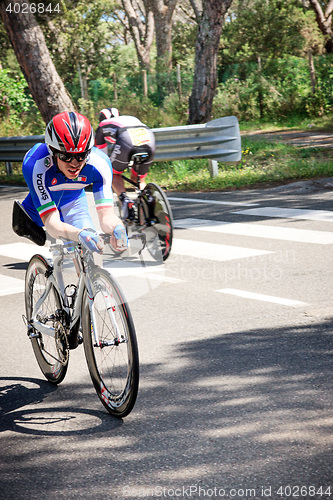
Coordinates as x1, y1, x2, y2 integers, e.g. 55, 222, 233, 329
5, 161, 13, 176
208, 159, 218, 177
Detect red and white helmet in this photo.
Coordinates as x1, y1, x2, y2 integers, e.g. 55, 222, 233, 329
99, 107, 120, 122
45, 111, 94, 154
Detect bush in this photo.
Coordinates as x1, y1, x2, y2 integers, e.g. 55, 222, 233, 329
0, 69, 33, 126
160, 93, 189, 126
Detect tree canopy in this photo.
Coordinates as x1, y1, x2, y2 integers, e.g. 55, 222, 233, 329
0, 0, 333, 133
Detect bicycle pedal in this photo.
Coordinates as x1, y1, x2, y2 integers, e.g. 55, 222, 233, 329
27, 326, 40, 339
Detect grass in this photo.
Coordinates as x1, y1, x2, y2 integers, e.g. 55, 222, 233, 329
146, 137, 333, 191
1, 132, 333, 192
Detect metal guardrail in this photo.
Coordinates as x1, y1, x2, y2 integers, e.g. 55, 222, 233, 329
0, 116, 241, 178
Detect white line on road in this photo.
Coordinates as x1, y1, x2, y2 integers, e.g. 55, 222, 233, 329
172, 239, 272, 262
167, 197, 258, 207
0, 242, 51, 261
0, 274, 25, 296
175, 218, 333, 244
0, 240, 273, 266
232, 207, 333, 222
216, 288, 307, 306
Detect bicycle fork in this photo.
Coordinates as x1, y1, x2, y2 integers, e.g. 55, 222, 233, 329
85, 277, 126, 349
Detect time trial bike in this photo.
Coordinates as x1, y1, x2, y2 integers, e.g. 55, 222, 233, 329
115, 152, 174, 262
24, 233, 139, 419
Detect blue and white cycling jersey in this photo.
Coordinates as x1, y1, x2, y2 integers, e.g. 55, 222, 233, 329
22, 143, 113, 230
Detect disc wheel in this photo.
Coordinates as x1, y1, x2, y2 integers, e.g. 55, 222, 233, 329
25, 255, 69, 384
141, 182, 173, 261
82, 268, 139, 418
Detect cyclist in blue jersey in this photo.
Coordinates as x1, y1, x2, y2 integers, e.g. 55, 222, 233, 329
19, 111, 127, 253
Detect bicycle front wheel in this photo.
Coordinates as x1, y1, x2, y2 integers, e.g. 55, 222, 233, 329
25, 255, 69, 384
82, 268, 139, 418
143, 182, 173, 261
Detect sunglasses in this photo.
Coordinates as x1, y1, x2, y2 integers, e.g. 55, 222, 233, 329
54, 150, 90, 162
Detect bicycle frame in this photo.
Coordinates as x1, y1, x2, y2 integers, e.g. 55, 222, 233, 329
25, 233, 139, 417
28, 242, 105, 349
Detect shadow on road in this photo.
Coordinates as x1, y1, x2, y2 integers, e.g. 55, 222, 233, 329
0, 318, 332, 497
0, 377, 122, 436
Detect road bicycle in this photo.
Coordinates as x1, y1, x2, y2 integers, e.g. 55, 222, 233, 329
115, 152, 174, 262
24, 234, 139, 419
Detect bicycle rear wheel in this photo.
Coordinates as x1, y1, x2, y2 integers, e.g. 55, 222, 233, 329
82, 268, 139, 418
25, 255, 69, 384
143, 182, 173, 261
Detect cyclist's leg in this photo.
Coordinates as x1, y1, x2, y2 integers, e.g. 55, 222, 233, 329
112, 170, 135, 221
57, 196, 93, 348
130, 165, 148, 190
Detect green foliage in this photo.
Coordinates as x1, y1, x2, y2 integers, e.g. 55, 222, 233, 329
172, 21, 196, 70
146, 137, 333, 192
2, 0, 333, 138
41, 0, 120, 89
223, 0, 305, 64
213, 75, 260, 121
0, 69, 34, 130
0, 69, 31, 114
215, 53, 333, 123
159, 93, 189, 127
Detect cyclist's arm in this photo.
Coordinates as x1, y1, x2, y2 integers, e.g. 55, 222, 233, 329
97, 207, 127, 252
41, 210, 81, 241
97, 206, 123, 234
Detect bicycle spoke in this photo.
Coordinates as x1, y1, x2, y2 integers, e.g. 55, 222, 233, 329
82, 269, 139, 418
25, 255, 69, 384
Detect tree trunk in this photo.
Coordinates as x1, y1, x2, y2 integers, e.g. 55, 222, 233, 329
121, 0, 155, 71
147, 0, 178, 101
257, 55, 264, 120
308, 0, 333, 53
188, 0, 233, 124
308, 49, 316, 94
0, 0, 74, 124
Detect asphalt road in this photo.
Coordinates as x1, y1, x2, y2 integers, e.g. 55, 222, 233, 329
0, 180, 333, 500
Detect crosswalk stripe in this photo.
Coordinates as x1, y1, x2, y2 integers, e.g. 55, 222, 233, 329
216, 288, 307, 307
168, 196, 258, 207
232, 206, 333, 222
175, 218, 333, 244
0, 240, 272, 267
172, 239, 272, 261
0, 242, 51, 261
0, 274, 25, 296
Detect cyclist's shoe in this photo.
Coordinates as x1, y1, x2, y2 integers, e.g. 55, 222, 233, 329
68, 322, 82, 350
119, 192, 135, 221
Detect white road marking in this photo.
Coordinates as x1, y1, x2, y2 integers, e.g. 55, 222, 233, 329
0, 274, 25, 296
175, 218, 333, 244
102, 259, 182, 283
172, 239, 272, 262
232, 207, 333, 222
0, 242, 51, 261
168, 196, 258, 207
0, 244, 183, 301
216, 288, 307, 307
0, 239, 272, 266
